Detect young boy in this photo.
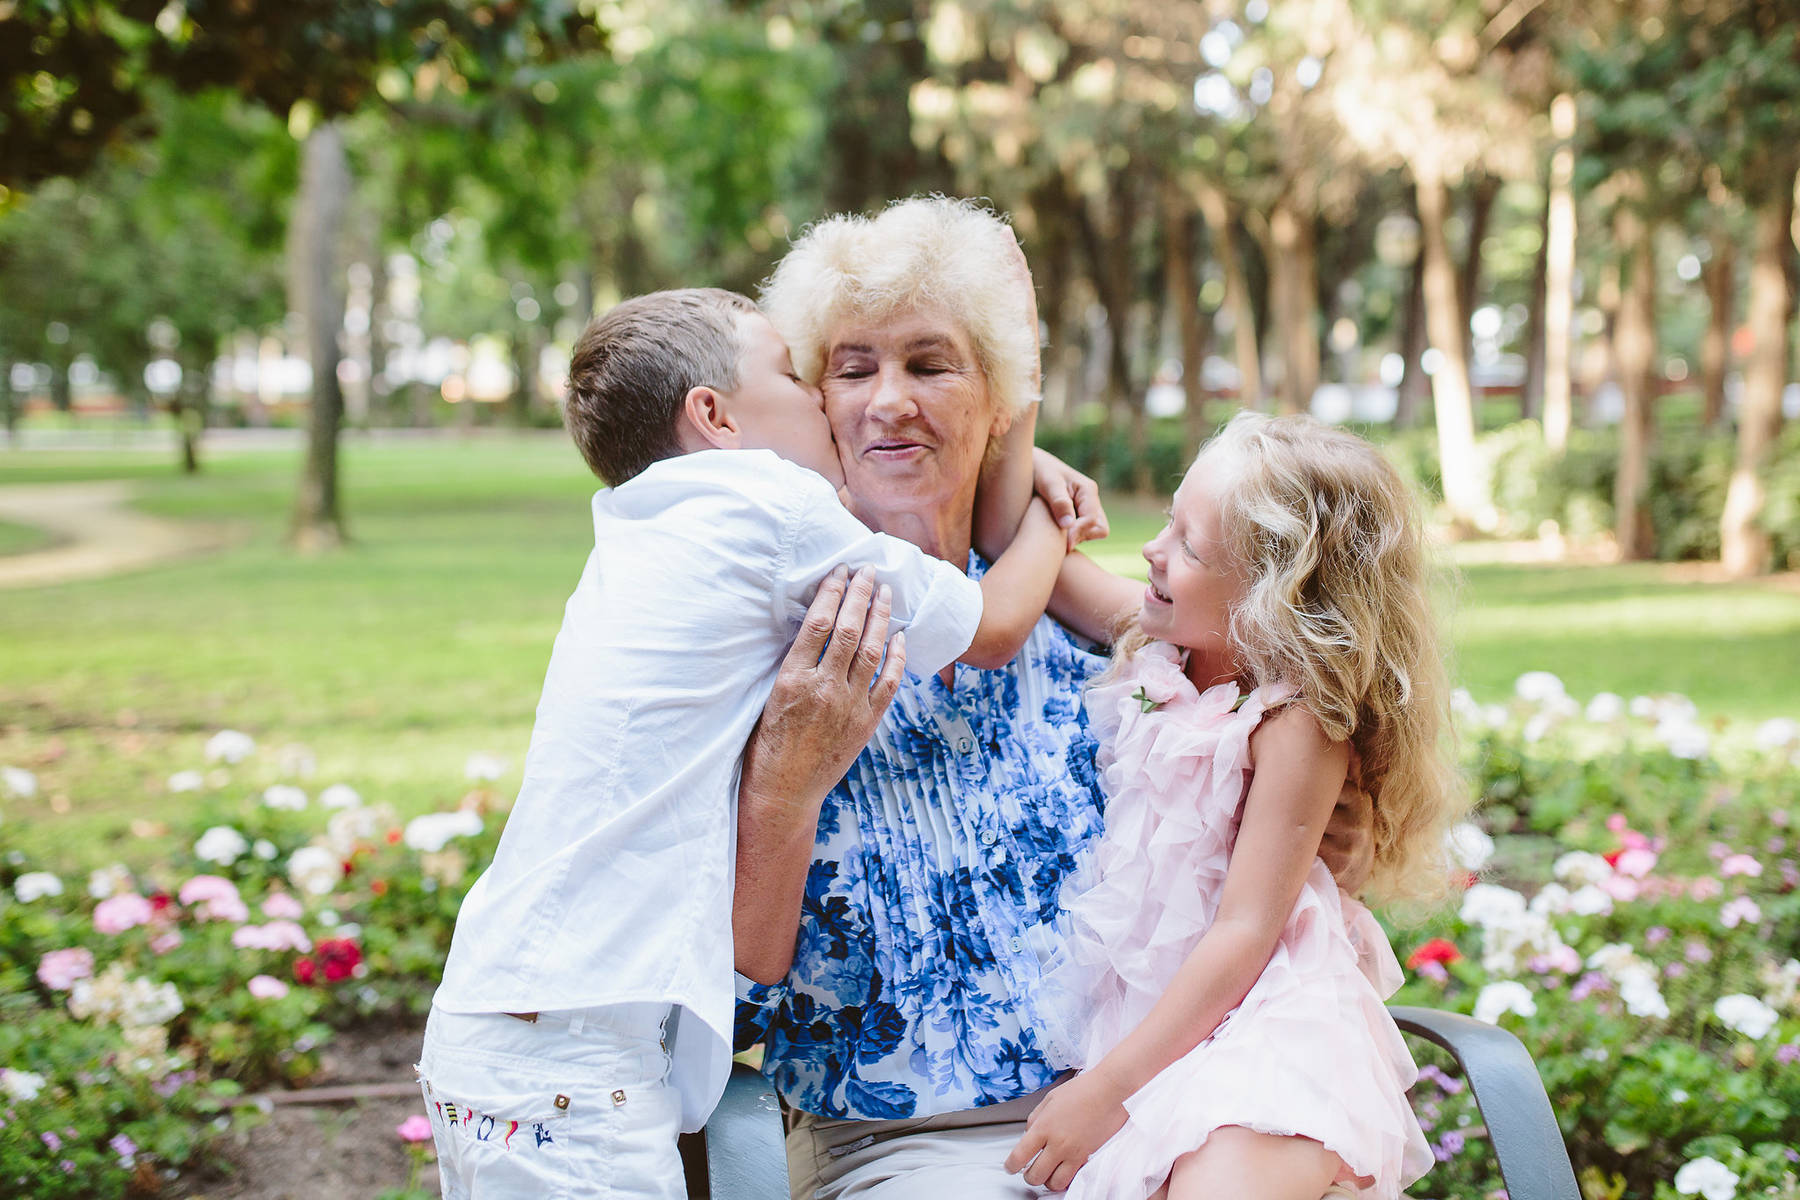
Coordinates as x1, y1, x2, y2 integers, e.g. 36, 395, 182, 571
415, 287, 1069, 1198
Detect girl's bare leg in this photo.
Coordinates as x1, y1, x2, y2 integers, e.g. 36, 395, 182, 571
1166, 1126, 1344, 1200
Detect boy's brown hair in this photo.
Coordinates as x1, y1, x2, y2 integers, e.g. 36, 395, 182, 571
563, 288, 757, 485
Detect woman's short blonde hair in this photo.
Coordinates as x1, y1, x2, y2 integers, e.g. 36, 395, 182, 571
1115, 412, 1469, 910
759, 196, 1038, 418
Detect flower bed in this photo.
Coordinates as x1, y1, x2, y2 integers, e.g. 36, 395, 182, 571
1, 688, 1797, 1197
0, 736, 503, 1197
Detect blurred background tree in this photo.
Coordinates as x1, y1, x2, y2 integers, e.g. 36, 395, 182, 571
1, 0, 1795, 573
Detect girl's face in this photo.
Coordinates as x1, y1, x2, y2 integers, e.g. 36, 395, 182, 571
1141, 463, 1247, 683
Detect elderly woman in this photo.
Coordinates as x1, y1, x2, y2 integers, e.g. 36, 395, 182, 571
731, 197, 1371, 1199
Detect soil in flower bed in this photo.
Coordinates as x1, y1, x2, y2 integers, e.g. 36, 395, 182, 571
172, 1023, 437, 1200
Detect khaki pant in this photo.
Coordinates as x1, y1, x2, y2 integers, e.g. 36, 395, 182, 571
783, 1089, 1364, 1200
784, 1089, 1051, 1200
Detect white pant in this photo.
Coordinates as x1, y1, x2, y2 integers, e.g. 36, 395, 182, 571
417, 1003, 686, 1199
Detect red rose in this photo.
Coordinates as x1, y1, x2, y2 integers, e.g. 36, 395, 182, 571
341, 860, 355, 877
1602, 849, 1625, 867
315, 938, 363, 984
1406, 938, 1463, 968
386, 830, 402, 845
293, 957, 317, 985
149, 893, 173, 912
370, 879, 388, 896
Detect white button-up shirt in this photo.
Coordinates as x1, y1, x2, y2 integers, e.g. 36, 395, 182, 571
433, 449, 982, 1130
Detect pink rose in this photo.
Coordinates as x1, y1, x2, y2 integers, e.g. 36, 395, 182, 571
261, 892, 304, 920
231, 920, 311, 953
1614, 848, 1658, 878
1689, 876, 1723, 901
93, 892, 153, 935
1720, 854, 1763, 878
396, 1114, 433, 1143
1598, 875, 1641, 902
247, 974, 289, 1000
177, 875, 240, 905
36, 948, 94, 991
150, 932, 184, 954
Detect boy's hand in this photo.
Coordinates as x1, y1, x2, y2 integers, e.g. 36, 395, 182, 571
1003, 1069, 1130, 1191
1320, 746, 1375, 894
1032, 448, 1109, 549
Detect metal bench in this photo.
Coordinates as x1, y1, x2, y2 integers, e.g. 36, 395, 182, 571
679, 1005, 1580, 1200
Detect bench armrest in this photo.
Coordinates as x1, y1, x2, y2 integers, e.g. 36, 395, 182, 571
679, 1063, 788, 1200
1390, 1005, 1581, 1200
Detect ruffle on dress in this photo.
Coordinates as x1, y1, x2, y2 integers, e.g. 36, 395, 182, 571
1038, 643, 1433, 1200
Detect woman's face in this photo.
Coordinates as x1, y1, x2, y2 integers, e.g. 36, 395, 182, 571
821, 307, 1007, 530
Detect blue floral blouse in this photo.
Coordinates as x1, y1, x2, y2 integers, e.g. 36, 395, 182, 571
735, 559, 1110, 1119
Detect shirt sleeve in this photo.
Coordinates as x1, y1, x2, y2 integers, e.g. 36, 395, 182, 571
773, 482, 983, 679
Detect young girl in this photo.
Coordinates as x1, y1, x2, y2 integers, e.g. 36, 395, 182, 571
1006, 412, 1464, 1199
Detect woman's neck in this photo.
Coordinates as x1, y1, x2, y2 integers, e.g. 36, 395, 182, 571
849, 497, 973, 568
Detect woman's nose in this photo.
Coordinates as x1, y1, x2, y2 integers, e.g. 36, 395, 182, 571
865, 365, 918, 422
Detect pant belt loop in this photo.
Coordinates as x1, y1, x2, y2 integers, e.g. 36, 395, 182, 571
568, 1009, 586, 1036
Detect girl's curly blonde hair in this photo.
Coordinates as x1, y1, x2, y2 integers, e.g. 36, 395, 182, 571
1116, 411, 1468, 909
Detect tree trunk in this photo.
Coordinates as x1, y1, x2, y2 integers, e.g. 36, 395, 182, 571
1521, 185, 1550, 422
1030, 183, 1078, 426
1195, 182, 1262, 412
368, 249, 392, 426
1720, 189, 1795, 576
1267, 195, 1319, 416
1612, 204, 1659, 561
1075, 174, 1144, 487
1396, 237, 1430, 428
291, 121, 352, 551
1162, 183, 1211, 462
1457, 175, 1501, 341
1, 359, 14, 443
822, 0, 952, 214
509, 325, 538, 427
1543, 93, 1578, 451
1414, 163, 1485, 527
48, 356, 71, 414
1700, 239, 1736, 431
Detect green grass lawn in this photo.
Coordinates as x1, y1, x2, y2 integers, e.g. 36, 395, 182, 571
0, 517, 57, 556
2, 436, 1797, 869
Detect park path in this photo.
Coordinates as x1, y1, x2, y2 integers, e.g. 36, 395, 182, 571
0, 481, 236, 588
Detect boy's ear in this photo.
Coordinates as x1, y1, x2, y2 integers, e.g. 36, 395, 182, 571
677, 385, 740, 452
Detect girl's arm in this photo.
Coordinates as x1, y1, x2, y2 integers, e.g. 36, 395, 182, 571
1005, 706, 1351, 1190
972, 399, 1040, 564
961, 496, 1068, 669
1044, 550, 1143, 645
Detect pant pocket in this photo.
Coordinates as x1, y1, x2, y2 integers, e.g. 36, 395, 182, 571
419, 1064, 582, 1198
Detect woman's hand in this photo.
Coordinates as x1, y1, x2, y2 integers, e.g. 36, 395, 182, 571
734, 565, 908, 983
1032, 448, 1109, 549
1003, 1068, 1131, 1191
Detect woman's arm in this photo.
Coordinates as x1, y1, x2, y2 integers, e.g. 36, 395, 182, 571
1044, 550, 1143, 646
1005, 707, 1350, 1190
734, 565, 908, 984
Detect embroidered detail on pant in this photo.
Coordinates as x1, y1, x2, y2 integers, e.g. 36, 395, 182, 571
533, 1122, 556, 1148
503, 1120, 519, 1150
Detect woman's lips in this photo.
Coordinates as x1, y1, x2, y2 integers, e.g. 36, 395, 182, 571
864, 441, 927, 461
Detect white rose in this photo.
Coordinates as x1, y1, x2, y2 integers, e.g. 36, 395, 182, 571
203, 729, 256, 764
2, 766, 40, 799
166, 770, 205, 793
1514, 671, 1566, 703
1618, 971, 1670, 1019
1674, 1155, 1740, 1200
13, 872, 63, 903
262, 785, 308, 812
1528, 883, 1573, 916
1, 1068, 46, 1101
404, 810, 484, 854
1566, 885, 1613, 917
287, 845, 341, 896
1447, 823, 1495, 871
193, 825, 249, 866
1584, 692, 1626, 722
1761, 959, 1800, 1011
463, 753, 507, 782
87, 863, 132, 900
1473, 980, 1537, 1024
1754, 717, 1800, 752
319, 784, 362, 809
253, 838, 279, 861
1713, 993, 1779, 1039
1660, 721, 1710, 760
1552, 851, 1613, 888
1459, 883, 1527, 929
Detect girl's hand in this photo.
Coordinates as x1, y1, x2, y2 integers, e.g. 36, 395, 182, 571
1003, 1068, 1130, 1191
1032, 448, 1109, 549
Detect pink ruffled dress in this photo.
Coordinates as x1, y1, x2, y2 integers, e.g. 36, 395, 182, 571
1039, 643, 1433, 1200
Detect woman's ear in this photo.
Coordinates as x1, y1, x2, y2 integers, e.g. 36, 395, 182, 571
677, 386, 740, 452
